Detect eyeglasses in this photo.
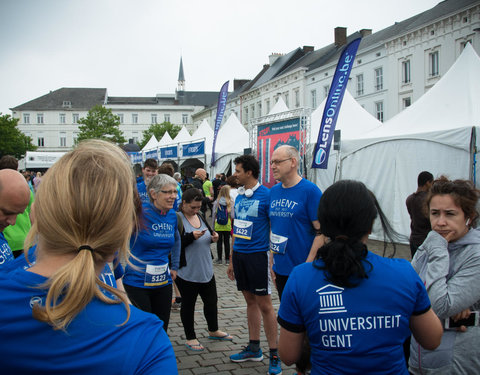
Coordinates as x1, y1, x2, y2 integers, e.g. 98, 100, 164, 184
270, 158, 292, 166
159, 190, 177, 195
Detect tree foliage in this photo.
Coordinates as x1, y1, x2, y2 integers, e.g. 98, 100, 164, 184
0, 113, 37, 159
76, 105, 126, 145
139, 122, 181, 149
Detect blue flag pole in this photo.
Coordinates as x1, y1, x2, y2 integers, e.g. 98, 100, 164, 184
211, 81, 229, 167
312, 38, 362, 169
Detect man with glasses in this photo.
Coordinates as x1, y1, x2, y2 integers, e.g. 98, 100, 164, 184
269, 145, 324, 300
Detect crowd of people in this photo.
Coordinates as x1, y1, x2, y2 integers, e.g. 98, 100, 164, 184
0, 141, 479, 375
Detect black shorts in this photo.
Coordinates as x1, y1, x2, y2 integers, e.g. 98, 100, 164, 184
232, 251, 271, 296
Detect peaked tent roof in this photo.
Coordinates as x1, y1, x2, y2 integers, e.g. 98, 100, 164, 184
268, 97, 289, 115
343, 43, 480, 155
192, 119, 214, 152
158, 132, 173, 146
310, 90, 382, 144
214, 113, 249, 154
173, 126, 192, 144
141, 135, 159, 151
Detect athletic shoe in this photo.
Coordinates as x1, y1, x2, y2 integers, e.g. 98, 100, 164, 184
215, 259, 223, 265
225, 260, 230, 265
269, 354, 282, 374
230, 345, 263, 362
171, 301, 181, 310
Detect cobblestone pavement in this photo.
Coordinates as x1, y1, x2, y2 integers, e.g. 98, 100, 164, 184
169, 240, 410, 374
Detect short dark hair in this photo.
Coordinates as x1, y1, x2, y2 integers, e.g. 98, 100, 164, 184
0, 155, 18, 170
158, 163, 174, 177
179, 187, 203, 212
143, 158, 158, 169
418, 171, 434, 187
234, 154, 259, 179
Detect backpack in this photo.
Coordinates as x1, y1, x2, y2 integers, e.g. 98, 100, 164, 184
216, 203, 229, 225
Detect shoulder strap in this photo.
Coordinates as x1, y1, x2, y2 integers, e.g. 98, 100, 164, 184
176, 212, 184, 234
198, 212, 214, 235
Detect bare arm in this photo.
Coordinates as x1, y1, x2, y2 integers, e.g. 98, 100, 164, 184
278, 327, 305, 366
409, 308, 443, 350
305, 220, 324, 263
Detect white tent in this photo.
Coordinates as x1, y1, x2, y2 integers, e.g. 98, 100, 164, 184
191, 119, 214, 152
268, 97, 289, 115
309, 90, 382, 192
141, 135, 159, 151
211, 113, 249, 174
158, 132, 173, 146
340, 43, 480, 240
173, 126, 192, 144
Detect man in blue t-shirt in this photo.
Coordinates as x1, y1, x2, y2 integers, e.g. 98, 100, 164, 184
226, 154, 282, 375
269, 145, 324, 300
137, 158, 158, 204
0, 169, 30, 271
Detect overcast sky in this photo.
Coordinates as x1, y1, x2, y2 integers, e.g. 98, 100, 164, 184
1, 0, 441, 115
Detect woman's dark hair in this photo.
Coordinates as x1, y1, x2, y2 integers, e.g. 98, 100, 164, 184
315, 180, 397, 288
179, 187, 203, 212
426, 176, 480, 227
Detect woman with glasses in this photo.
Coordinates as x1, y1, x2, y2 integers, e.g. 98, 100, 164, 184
123, 174, 181, 332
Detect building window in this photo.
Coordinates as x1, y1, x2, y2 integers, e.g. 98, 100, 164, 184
311, 90, 317, 109
375, 101, 384, 122
37, 113, 44, 124
323, 85, 330, 99
164, 114, 170, 123
37, 137, 45, 147
266, 99, 271, 114
60, 132, 67, 147
62, 101, 71, 108
429, 51, 439, 77
403, 97, 411, 108
250, 104, 255, 119
23, 113, 30, 124
72, 113, 79, 124
182, 114, 188, 124
60, 113, 66, 124
294, 90, 300, 108
244, 107, 249, 121
462, 40, 472, 49
257, 102, 262, 117
132, 114, 138, 124
151, 114, 157, 124
117, 113, 124, 124
356, 74, 364, 96
284, 92, 289, 107
132, 132, 139, 144
402, 60, 411, 83
374, 68, 383, 91
73, 132, 78, 144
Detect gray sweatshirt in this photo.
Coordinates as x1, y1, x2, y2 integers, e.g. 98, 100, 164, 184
409, 229, 480, 374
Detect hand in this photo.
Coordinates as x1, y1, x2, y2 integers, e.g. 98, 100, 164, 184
444, 231, 458, 243
227, 262, 235, 281
211, 231, 219, 243
193, 230, 206, 240
170, 270, 177, 281
452, 308, 471, 332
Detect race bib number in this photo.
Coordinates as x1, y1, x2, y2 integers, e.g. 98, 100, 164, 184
270, 232, 288, 254
233, 219, 253, 240
144, 263, 169, 287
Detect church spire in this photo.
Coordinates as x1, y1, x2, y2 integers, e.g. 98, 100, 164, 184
178, 57, 185, 91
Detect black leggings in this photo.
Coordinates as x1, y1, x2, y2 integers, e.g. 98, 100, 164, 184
274, 272, 290, 301
124, 283, 172, 332
216, 231, 231, 261
175, 275, 219, 340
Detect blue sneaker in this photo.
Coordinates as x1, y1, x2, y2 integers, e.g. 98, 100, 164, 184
230, 345, 263, 362
269, 354, 282, 374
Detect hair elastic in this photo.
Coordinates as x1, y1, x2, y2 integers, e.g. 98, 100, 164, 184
78, 245, 94, 253
335, 235, 349, 242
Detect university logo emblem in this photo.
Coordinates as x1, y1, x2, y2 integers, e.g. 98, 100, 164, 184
316, 284, 347, 314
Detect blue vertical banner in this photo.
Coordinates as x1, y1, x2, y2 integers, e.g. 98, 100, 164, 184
210, 81, 229, 167
312, 38, 362, 169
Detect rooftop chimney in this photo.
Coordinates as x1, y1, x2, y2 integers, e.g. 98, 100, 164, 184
360, 29, 372, 37
334, 27, 347, 47
233, 79, 250, 91
269, 53, 283, 65
303, 45, 314, 53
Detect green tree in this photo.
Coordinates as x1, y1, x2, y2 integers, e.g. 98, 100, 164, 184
76, 105, 126, 145
139, 122, 181, 149
0, 113, 37, 159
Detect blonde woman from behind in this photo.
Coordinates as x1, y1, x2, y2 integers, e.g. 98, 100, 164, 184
0, 140, 177, 375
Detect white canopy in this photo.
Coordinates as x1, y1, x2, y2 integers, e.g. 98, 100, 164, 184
158, 132, 173, 146
173, 126, 192, 144
268, 97, 289, 115
340, 44, 480, 240
141, 135, 159, 151
191, 119, 214, 153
